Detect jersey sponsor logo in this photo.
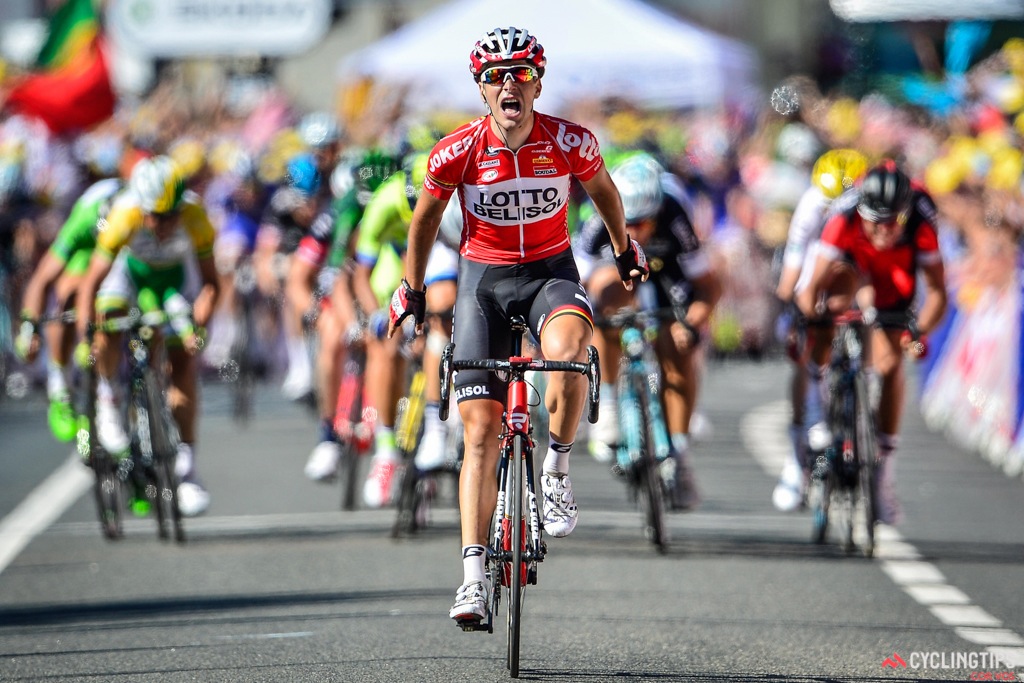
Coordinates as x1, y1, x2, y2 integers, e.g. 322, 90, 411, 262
534, 168, 558, 176
429, 133, 477, 174
455, 384, 491, 400
533, 155, 553, 165
482, 169, 499, 182
478, 159, 500, 169
485, 146, 500, 156
555, 122, 600, 162
464, 177, 570, 225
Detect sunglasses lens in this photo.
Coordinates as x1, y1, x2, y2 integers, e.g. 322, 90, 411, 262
512, 66, 535, 82
480, 66, 536, 84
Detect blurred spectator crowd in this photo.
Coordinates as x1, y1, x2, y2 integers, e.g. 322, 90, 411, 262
2, 34, 1024, 479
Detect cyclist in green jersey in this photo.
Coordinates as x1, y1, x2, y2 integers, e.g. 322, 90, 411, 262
353, 153, 429, 508
18, 177, 125, 441
302, 149, 402, 481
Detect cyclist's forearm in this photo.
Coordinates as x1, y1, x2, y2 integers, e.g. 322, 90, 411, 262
21, 254, 64, 321
916, 286, 947, 335
351, 264, 379, 316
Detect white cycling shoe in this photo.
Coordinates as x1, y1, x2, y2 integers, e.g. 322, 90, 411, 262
587, 405, 619, 464
177, 481, 210, 517
96, 400, 130, 454
413, 427, 449, 471
449, 580, 490, 622
541, 472, 578, 537
305, 441, 341, 481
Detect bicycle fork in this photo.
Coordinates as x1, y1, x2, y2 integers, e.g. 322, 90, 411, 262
492, 378, 545, 587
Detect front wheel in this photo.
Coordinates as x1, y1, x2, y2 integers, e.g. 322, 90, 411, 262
91, 448, 124, 540
634, 374, 667, 553
142, 367, 185, 543
808, 452, 831, 545
507, 434, 526, 678
854, 374, 877, 557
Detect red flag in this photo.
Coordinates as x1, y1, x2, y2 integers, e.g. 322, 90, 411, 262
6, 36, 115, 135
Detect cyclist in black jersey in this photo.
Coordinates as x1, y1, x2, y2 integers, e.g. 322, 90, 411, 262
577, 153, 720, 509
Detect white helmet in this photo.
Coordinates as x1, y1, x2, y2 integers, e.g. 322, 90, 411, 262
130, 156, 185, 213
298, 112, 341, 149
611, 154, 664, 223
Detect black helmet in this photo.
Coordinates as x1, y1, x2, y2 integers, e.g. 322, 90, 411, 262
857, 159, 913, 223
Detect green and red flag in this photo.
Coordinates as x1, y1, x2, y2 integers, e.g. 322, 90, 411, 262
5, 0, 115, 135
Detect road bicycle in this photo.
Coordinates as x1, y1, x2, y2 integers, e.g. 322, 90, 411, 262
439, 315, 599, 678
333, 338, 375, 510
84, 298, 189, 543
224, 258, 261, 424
808, 308, 878, 557
392, 361, 463, 539
596, 307, 675, 553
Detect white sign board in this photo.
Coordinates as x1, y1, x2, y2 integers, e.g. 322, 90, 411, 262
107, 0, 332, 57
830, 0, 1024, 21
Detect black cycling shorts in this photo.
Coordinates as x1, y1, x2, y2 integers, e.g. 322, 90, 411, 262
452, 248, 593, 404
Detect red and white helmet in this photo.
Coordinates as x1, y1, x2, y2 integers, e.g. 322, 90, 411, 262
469, 26, 546, 79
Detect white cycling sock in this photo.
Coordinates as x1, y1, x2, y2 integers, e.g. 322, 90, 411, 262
462, 544, 487, 584
543, 440, 573, 474
97, 376, 115, 404
373, 426, 400, 463
46, 360, 68, 400
285, 336, 310, 375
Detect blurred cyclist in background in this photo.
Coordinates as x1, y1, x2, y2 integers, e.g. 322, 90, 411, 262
255, 152, 331, 400
74, 156, 220, 517
797, 159, 947, 525
301, 147, 402, 481
578, 152, 720, 510
352, 153, 431, 508
771, 148, 868, 511
17, 174, 128, 442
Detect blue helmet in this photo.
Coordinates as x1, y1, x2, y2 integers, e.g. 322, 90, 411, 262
286, 153, 321, 197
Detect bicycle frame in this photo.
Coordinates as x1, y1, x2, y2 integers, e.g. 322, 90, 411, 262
95, 307, 186, 543
334, 342, 374, 511
599, 307, 674, 552
438, 315, 599, 678
810, 308, 878, 556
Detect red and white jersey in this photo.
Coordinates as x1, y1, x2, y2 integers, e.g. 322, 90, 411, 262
424, 112, 604, 264
818, 186, 942, 310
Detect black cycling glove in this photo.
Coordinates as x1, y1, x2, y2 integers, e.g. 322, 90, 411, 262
614, 238, 649, 284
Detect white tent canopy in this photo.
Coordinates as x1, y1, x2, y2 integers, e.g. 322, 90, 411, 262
338, 0, 761, 115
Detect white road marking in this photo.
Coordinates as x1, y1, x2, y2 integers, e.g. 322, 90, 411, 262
0, 455, 92, 574
742, 399, 1024, 666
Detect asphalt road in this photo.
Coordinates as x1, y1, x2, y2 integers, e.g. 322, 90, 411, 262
0, 356, 1022, 682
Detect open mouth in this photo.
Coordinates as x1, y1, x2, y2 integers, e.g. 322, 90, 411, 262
500, 97, 522, 116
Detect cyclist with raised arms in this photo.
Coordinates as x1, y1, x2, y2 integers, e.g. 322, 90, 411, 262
385, 26, 648, 624
75, 156, 220, 517
797, 159, 947, 525
577, 152, 721, 510
771, 148, 868, 511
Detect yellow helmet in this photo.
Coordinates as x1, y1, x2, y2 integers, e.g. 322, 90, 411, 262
811, 148, 868, 200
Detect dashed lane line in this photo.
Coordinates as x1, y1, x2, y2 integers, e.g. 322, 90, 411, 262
742, 400, 1024, 668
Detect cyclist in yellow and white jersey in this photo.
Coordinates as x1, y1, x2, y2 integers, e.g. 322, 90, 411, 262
75, 156, 220, 517
772, 148, 868, 512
